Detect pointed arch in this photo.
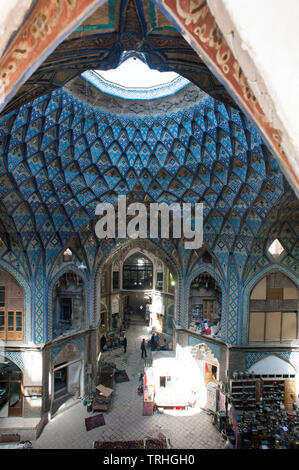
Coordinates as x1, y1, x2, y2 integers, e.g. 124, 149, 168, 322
94, 238, 183, 328
242, 264, 299, 344
47, 265, 89, 342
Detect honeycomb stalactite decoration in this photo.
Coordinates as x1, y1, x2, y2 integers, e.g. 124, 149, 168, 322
0, 86, 294, 275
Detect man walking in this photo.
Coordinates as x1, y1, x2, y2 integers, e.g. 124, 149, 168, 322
141, 338, 147, 359
123, 335, 127, 353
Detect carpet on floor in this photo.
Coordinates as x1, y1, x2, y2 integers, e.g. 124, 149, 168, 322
114, 370, 130, 383
85, 413, 105, 431
92, 438, 169, 449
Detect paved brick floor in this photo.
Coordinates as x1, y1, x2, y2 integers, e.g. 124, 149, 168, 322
33, 317, 227, 450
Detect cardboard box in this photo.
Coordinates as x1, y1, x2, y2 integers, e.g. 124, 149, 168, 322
96, 384, 113, 397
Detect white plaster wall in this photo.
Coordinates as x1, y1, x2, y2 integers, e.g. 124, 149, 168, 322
208, 0, 299, 194
248, 354, 299, 402
248, 355, 296, 375
0, 0, 34, 58
23, 350, 43, 385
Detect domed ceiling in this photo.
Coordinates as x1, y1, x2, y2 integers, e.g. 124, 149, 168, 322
0, 79, 297, 279
1, 0, 237, 115
0, 0, 297, 285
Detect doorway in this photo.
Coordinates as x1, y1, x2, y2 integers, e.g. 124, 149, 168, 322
0, 358, 23, 417
52, 359, 82, 416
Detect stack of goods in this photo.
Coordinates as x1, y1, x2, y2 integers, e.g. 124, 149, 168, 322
233, 403, 299, 449
99, 365, 115, 388
92, 365, 115, 412
92, 385, 113, 412
106, 334, 121, 350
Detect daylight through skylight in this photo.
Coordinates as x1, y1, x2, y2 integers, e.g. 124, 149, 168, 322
95, 57, 180, 89
268, 239, 285, 257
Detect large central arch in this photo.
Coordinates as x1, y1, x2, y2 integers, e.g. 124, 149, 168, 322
93, 238, 183, 329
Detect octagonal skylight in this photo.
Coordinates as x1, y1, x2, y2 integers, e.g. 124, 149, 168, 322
82, 55, 189, 100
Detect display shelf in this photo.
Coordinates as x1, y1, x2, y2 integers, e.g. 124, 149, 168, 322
230, 379, 259, 410
230, 375, 296, 412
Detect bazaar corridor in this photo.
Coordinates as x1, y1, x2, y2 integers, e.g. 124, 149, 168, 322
33, 316, 226, 449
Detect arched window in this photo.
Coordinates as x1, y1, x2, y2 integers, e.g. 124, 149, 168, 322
248, 271, 298, 342
123, 253, 153, 290
0, 268, 24, 341
189, 273, 222, 335
53, 271, 84, 338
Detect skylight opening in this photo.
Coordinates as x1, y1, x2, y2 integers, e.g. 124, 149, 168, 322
95, 57, 180, 90
268, 239, 285, 258
63, 248, 73, 262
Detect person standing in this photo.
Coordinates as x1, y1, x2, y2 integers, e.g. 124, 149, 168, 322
154, 333, 159, 350
123, 335, 127, 353
141, 338, 147, 358
150, 333, 155, 351
100, 334, 107, 352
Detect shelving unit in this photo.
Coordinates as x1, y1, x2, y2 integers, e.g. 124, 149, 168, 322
189, 304, 202, 330
230, 375, 296, 412
230, 379, 258, 410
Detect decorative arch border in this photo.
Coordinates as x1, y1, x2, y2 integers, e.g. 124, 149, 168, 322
184, 264, 227, 339
0, 259, 32, 344
47, 264, 89, 343
93, 238, 183, 328
0, 0, 297, 193
122, 247, 157, 266
241, 263, 299, 344
154, 0, 298, 194
246, 351, 296, 374
51, 339, 84, 364
190, 341, 220, 368
0, 351, 25, 372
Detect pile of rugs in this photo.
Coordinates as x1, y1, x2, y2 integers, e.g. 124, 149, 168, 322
92, 438, 170, 449
114, 370, 130, 383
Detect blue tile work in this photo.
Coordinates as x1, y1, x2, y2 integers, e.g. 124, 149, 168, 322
51, 335, 85, 361
0, 351, 25, 372
34, 259, 45, 344
0, 75, 297, 350
246, 351, 292, 370
83, 70, 189, 100
226, 258, 239, 345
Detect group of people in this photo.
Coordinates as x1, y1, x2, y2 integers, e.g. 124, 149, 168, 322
100, 331, 165, 358
150, 332, 159, 351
